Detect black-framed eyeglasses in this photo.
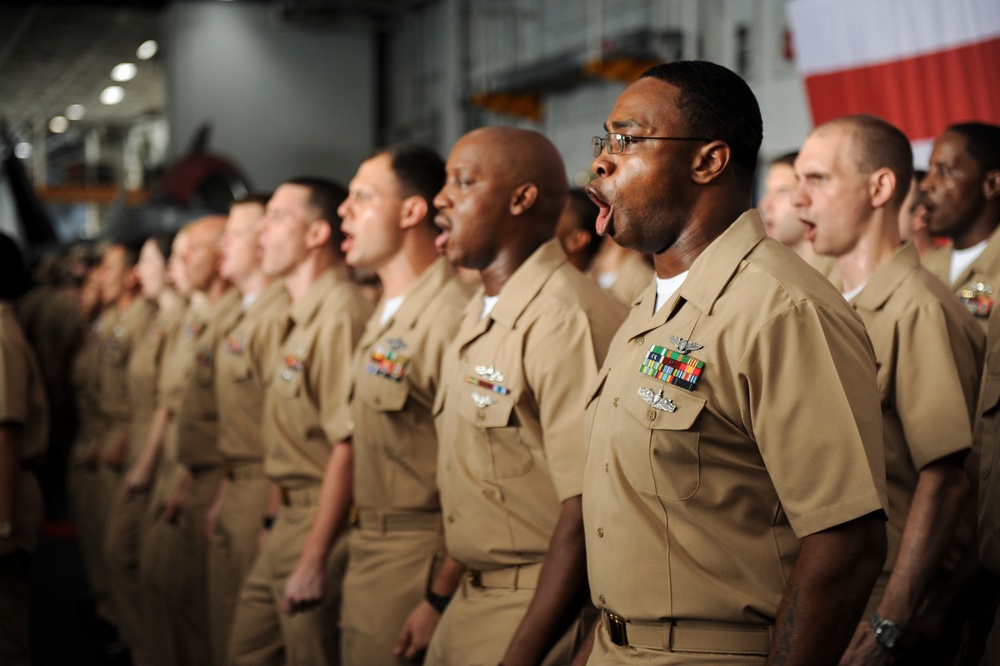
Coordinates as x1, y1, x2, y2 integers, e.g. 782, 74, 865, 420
592, 132, 710, 158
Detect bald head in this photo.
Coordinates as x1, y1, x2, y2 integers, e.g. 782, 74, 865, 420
817, 115, 913, 208
459, 127, 569, 228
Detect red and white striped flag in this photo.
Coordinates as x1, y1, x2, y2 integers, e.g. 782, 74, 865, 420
788, 0, 1000, 165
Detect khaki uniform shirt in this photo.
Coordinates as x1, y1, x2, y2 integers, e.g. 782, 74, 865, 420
850, 244, 984, 596
0, 303, 49, 552
70, 308, 116, 463
263, 267, 371, 488
160, 290, 242, 471
125, 300, 186, 466
98, 298, 157, 424
923, 226, 1000, 331
979, 309, 1000, 573
216, 281, 290, 464
583, 211, 889, 624
350, 258, 470, 512
603, 252, 654, 306
434, 240, 627, 571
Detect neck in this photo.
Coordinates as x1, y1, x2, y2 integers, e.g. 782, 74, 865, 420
479, 241, 541, 297
116, 289, 138, 312
158, 288, 181, 312
789, 238, 818, 264
836, 214, 900, 293
236, 269, 271, 300
285, 251, 337, 304
376, 240, 439, 299
653, 200, 748, 279
202, 277, 232, 308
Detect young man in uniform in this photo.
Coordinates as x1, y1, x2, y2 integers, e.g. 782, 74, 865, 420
581, 61, 889, 664
228, 178, 371, 665
921, 123, 1000, 331
143, 214, 241, 665
205, 195, 290, 665
427, 126, 627, 666
794, 115, 984, 663
337, 144, 470, 664
556, 188, 606, 274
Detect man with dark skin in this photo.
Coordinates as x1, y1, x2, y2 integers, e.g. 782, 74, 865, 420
427, 127, 626, 666
579, 61, 888, 665
921, 123, 1000, 331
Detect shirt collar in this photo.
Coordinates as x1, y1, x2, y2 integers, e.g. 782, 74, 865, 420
288, 266, 347, 328
851, 243, 920, 311
488, 239, 568, 328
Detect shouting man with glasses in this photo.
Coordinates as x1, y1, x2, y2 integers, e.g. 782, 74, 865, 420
578, 61, 890, 664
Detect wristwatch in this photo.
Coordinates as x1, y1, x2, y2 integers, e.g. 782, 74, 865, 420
0, 519, 12, 540
869, 612, 901, 649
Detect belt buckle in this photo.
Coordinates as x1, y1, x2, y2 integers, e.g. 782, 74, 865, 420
606, 612, 629, 647
349, 506, 359, 527
467, 570, 482, 587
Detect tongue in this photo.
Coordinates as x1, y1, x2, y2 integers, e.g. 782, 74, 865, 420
434, 229, 450, 252
595, 205, 612, 236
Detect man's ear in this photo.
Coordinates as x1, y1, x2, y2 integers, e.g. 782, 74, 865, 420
869, 167, 896, 209
984, 168, 1000, 202
562, 228, 591, 256
399, 195, 429, 230
691, 140, 731, 185
510, 183, 539, 216
305, 218, 332, 249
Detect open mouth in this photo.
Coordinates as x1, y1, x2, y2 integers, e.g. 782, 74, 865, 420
434, 214, 452, 251
586, 187, 613, 236
799, 218, 816, 241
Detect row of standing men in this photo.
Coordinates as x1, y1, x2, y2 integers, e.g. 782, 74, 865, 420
5, 59, 1000, 665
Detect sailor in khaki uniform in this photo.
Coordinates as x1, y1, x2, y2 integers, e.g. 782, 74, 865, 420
427, 127, 627, 666
206, 196, 290, 666
141, 215, 237, 665
794, 116, 984, 663
0, 234, 49, 666
977, 308, 1000, 664
338, 145, 470, 664
920, 123, 1000, 332
228, 178, 371, 665
582, 62, 889, 664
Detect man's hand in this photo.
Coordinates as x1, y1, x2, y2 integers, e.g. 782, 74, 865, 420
162, 488, 186, 525
203, 494, 222, 541
839, 621, 892, 666
124, 461, 153, 493
101, 439, 126, 471
394, 600, 442, 660
281, 558, 325, 615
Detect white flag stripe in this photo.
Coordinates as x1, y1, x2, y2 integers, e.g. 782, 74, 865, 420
788, 0, 1000, 75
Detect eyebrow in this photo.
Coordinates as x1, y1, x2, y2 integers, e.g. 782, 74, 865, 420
603, 119, 643, 132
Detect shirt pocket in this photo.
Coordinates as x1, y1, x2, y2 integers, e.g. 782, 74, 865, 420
456, 394, 532, 480
227, 356, 253, 383
360, 377, 413, 460
979, 375, 1000, 480
621, 383, 706, 501
273, 367, 304, 400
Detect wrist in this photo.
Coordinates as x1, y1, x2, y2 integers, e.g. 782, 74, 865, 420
869, 612, 902, 650
426, 590, 452, 614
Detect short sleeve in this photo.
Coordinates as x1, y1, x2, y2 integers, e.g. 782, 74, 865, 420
0, 333, 29, 426
742, 301, 888, 537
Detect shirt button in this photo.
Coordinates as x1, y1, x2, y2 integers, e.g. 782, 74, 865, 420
597, 527, 604, 537
604, 463, 609, 473
447, 515, 455, 524
374, 397, 381, 406
477, 411, 485, 421
637, 335, 645, 345
647, 410, 656, 421
599, 594, 606, 605
281, 370, 292, 381
612, 397, 619, 407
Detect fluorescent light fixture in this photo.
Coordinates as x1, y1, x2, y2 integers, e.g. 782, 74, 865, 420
111, 62, 138, 82
137, 40, 158, 60
100, 86, 125, 105
66, 104, 86, 121
49, 116, 69, 133
14, 142, 32, 159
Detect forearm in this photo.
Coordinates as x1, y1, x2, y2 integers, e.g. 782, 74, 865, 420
770, 511, 887, 665
299, 441, 353, 566
877, 457, 969, 626
132, 406, 168, 473
428, 554, 466, 597
502, 496, 588, 666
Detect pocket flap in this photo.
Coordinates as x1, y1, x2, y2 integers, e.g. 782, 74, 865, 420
358, 374, 410, 412
456, 390, 516, 429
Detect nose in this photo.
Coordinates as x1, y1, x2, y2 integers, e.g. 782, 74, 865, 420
336, 197, 350, 220
432, 185, 449, 212
591, 152, 614, 178
790, 180, 808, 209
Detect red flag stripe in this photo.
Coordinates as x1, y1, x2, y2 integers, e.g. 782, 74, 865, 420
804, 36, 1000, 140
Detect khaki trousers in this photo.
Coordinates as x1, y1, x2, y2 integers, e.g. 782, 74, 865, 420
424, 575, 585, 666
103, 485, 153, 664
227, 495, 347, 666
0, 552, 30, 666
587, 620, 767, 665
139, 467, 221, 666
69, 463, 118, 622
207, 467, 270, 666
340, 524, 445, 665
